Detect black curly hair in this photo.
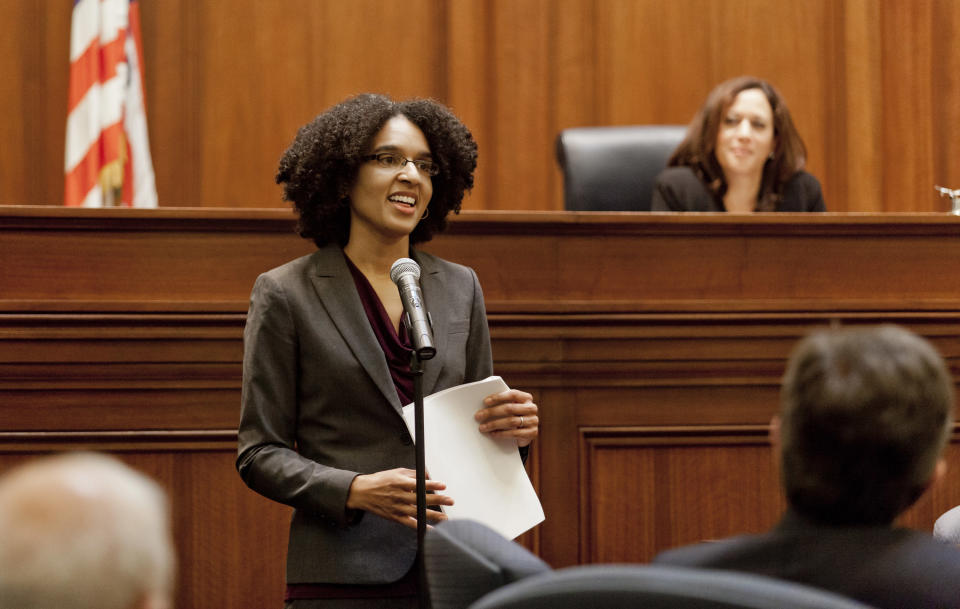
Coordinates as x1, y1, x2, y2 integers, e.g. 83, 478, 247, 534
276, 93, 478, 247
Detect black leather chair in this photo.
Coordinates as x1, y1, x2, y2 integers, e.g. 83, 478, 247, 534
556, 124, 686, 211
468, 564, 878, 609
424, 520, 550, 609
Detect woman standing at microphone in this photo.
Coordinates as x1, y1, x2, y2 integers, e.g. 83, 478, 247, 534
236, 93, 539, 609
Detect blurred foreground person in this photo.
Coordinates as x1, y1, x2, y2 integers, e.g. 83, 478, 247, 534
655, 325, 960, 609
0, 452, 175, 609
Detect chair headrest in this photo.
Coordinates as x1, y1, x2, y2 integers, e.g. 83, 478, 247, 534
556, 125, 687, 211
469, 564, 878, 609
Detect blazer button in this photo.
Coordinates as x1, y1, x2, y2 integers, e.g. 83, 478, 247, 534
400, 433, 413, 446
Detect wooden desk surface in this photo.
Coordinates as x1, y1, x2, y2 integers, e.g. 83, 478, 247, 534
5, 207, 960, 312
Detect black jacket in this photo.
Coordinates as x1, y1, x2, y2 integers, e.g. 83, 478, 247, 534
651, 166, 826, 212
654, 510, 960, 609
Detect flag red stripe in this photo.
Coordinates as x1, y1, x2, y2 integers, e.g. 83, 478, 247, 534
65, 0, 157, 208
64, 143, 99, 207
64, 121, 125, 207
67, 36, 126, 114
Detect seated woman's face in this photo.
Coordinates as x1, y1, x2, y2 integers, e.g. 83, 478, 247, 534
715, 88, 775, 181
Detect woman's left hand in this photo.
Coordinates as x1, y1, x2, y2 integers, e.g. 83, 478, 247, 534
474, 389, 538, 447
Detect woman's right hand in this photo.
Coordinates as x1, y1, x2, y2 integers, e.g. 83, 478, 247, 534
345, 468, 453, 529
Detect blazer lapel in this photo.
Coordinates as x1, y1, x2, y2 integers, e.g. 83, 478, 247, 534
309, 246, 404, 414
414, 251, 447, 396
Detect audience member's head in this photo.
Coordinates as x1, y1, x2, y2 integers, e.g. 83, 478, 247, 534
0, 452, 175, 609
778, 325, 953, 526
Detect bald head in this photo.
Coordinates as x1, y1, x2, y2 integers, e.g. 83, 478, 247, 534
0, 453, 175, 609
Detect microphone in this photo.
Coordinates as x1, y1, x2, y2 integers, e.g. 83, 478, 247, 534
390, 258, 436, 360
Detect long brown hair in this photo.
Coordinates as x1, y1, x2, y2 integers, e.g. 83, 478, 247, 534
668, 76, 807, 211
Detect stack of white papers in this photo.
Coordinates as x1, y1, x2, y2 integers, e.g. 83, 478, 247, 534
402, 376, 545, 539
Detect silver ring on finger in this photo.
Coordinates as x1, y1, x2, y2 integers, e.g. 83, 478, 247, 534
519, 416, 524, 429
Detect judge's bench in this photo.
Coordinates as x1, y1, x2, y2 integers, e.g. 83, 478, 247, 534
2, 206, 959, 609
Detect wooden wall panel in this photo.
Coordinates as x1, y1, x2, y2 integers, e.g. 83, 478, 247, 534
5, 1, 960, 212
490, 0, 555, 211
552, 0, 598, 127
445, 1, 492, 211
880, 1, 935, 212
582, 430, 783, 563
581, 430, 960, 564
0, 2, 29, 203
932, 0, 960, 205
833, 0, 881, 211
596, 0, 709, 125
0, 1, 69, 206
142, 0, 449, 208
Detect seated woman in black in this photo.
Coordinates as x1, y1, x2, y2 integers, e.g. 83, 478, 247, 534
652, 76, 825, 213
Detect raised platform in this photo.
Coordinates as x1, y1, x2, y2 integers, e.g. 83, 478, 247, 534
3, 207, 960, 607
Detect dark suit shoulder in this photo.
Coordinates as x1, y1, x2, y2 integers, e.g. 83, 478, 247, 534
654, 525, 960, 609
656, 165, 701, 185
655, 167, 711, 197
780, 171, 826, 212
652, 166, 719, 211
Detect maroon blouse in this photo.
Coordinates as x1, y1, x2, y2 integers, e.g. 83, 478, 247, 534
344, 254, 415, 405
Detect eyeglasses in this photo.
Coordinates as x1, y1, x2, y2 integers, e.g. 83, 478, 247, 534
362, 152, 440, 177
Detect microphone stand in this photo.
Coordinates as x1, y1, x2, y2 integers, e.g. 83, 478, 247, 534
410, 349, 430, 609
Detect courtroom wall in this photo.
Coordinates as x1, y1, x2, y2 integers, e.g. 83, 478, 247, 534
6, 209, 960, 609
2, 0, 960, 212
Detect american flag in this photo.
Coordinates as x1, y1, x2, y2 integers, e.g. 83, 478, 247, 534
65, 0, 157, 207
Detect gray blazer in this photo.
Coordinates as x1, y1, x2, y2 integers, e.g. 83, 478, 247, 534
236, 244, 494, 585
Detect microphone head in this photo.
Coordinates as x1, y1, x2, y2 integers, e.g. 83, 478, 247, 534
390, 258, 420, 284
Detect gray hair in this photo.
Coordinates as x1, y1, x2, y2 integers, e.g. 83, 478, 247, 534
0, 452, 175, 609
934, 505, 960, 545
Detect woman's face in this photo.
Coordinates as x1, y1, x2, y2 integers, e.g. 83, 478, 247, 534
714, 88, 775, 181
347, 115, 434, 243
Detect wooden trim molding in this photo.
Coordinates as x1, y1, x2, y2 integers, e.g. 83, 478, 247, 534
578, 425, 772, 563
0, 430, 238, 452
